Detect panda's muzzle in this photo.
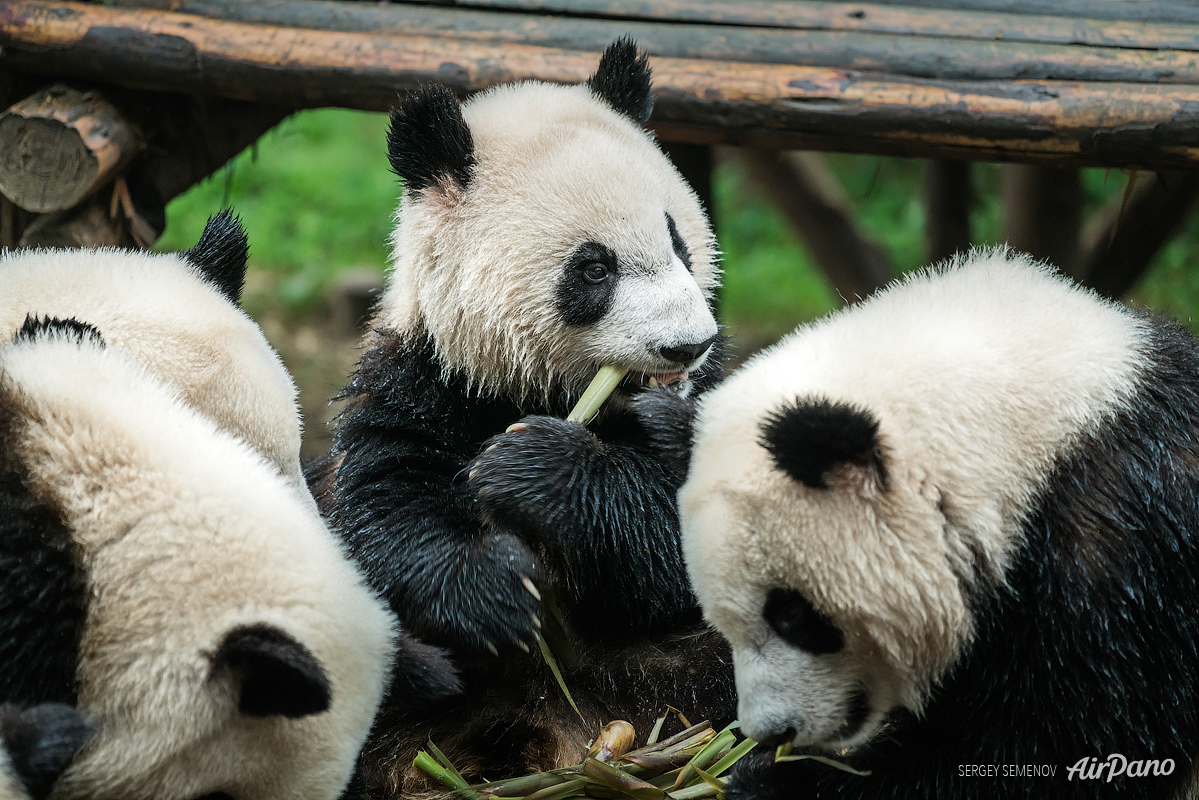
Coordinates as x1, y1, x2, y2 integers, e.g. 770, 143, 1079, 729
658, 333, 718, 367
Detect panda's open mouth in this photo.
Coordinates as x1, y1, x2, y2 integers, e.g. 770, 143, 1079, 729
623, 370, 689, 390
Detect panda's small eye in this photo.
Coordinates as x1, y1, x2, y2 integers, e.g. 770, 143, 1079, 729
582, 262, 609, 283
763, 588, 844, 655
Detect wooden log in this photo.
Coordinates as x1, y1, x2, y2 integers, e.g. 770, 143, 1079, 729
0, 84, 141, 213
1002, 164, 1083, 277
3, 1, 1199, 169
924, 159, 973, 264
18, 196, 124, 249
1080, 171, 1199, 299
115, 0, 1199, 83
739, 149, 893, 302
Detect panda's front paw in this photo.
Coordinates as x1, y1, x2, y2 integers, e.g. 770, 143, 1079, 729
630, 386, 696, 476
416, 530, 546, 657
468, 415, 599, 536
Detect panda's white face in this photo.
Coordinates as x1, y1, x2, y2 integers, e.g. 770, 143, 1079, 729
376, 80, 720, 406
680, 251, 1149, 751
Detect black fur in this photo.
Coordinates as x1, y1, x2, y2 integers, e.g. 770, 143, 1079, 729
630, 386, 699, 477
762, 588, 843, 655
760, 399, 884, 489
388, 87, 476, 192
726, 315, 1199, 799
555, 242, 620, 328
182, 211, 250, 303
13, 316, 103, 348
587, 38, 654, 125
315, 332, 710, 656
213, 624, 331, 718
0, 703, 91, 800
666, 212, 693, 272
0, 385, 86, 707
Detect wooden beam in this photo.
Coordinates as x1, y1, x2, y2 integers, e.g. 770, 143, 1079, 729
924, 160, 973, 264
1002, 164, 1083, 277
739, 149, 893, 302
110, 0, 1199, 82
1080, 171, 1199, 299
2, 1, 1199, 169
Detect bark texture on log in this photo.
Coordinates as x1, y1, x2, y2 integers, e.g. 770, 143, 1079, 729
0, 83, 141, 213
1081, 171, 1199, 299
740, 149, 893, 303
18, 196, 124, 248
1002, 164, 1083, 277
924, 159, 973, 264
2, 1, 1198, 169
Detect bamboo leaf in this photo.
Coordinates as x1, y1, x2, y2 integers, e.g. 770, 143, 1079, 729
774, 754, 872, 776
537, 632, 585, 723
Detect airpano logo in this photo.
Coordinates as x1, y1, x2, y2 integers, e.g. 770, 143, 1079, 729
1067, 754, 1175, 782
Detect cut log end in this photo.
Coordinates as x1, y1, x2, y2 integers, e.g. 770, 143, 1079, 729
0, 114, 99, 213
0, 84, 140, 214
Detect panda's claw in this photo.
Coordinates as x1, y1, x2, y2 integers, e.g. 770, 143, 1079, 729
514, 638, 531, 654
522, 575, 542, 601
506, 422, 530, 433
485, 641, 500, 657
531, 613, 542, 629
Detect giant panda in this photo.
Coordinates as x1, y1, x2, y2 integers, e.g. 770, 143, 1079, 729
0, 316, 461, 800
308, 38, 735, 794
0, 212, 308, 503
0, 220, 465, 798
675, 249, 1199, 799
0, 703, 90, 800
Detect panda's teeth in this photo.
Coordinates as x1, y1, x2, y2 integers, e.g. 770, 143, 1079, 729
649, 376, 660, 388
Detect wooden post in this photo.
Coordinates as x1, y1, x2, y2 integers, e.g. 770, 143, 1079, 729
18, 197, 125, 249
1080, 171, 1199, 299
661, 142, 714, 223
0, 84, 141, 213
1002, 164, 1083, 277
739, 149, 893, 302
924, 159, 973, 264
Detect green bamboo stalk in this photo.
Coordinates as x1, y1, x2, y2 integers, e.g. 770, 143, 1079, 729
566, 365, 629, 425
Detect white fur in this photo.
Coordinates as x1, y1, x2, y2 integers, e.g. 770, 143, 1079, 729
377, 81, 720, 405
680, 250, 1147, 748
0, 749, 27, 800
0, 248, 307, 505
1, 334, 395, 800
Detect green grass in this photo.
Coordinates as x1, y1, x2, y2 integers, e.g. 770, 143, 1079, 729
155, 108, 398, 310
157, 107, 1199, 344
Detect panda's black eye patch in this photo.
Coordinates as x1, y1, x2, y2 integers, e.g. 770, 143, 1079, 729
665, 212, 692, 272
556, 241, 620, 327
763, 588, 844, 655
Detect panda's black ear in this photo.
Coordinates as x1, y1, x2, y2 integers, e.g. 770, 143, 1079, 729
214, 624, 332, 718
388, 86, 476, 194
183, 210, 249, 304
0, 703, 92, 800
760, 399, 886, 489
587, 37, 654, 126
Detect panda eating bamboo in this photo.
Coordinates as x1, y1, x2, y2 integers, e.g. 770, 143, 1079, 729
308, 39, 736, 794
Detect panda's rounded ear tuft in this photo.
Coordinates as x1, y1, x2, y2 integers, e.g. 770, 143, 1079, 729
587, 37, 654, 126
759, 398, 886, 490
213, 624, 332, 719
183, 210, 250, 305
388, 86, 476, 195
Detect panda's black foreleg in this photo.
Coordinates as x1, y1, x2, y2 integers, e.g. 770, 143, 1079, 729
467, 414, 701, 642
333, 467, 545, 660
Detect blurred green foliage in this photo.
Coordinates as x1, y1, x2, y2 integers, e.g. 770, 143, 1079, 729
157, 108, 1199, 349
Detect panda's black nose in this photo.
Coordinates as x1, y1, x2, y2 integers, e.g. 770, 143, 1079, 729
659, 334, 718, 366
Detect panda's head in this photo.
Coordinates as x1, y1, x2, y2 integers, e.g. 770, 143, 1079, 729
678, 252, 1148, 752
375, 39, 720, 406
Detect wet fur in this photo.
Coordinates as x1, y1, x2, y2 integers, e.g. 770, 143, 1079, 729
313, 330, 734, 793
